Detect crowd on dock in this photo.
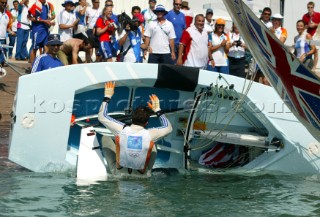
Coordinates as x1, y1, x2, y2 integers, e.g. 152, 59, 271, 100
1, 0, 320, 82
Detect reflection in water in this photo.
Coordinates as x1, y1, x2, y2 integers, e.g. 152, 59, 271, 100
0, 170, 320, 216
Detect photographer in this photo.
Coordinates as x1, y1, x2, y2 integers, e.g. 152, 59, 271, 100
96, 6, 117, 62
118, 13, 145, 63
227, 23, 246, 78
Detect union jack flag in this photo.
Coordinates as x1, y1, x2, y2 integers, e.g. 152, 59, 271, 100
224, 0, 320, 138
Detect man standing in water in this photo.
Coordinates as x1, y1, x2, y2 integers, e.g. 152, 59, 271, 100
98, 82, 172, 176
31, 34, 63, 73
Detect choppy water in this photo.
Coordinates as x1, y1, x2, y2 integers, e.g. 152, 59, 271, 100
1, 164, 320, 217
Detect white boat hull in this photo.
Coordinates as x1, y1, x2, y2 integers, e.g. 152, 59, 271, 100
8, 63, 319, 175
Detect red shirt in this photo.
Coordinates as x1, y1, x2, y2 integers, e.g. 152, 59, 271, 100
302, 11, 320, 36
95, 17, 115, 42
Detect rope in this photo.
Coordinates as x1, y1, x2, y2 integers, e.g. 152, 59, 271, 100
187, 61, 261, 151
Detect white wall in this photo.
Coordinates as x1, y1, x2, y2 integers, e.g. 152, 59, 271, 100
283, 0, 310, 46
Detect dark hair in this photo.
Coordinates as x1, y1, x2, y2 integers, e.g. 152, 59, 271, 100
260, 7, 272, 20
194, 14, 204, 22
296, 19, 306, 25
308, 1, 315, 7
132, 106, 152, 126
131, 6, 141, 14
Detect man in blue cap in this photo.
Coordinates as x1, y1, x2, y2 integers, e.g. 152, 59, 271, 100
144, 4, 176, 64
204, 8, 214, 33
31, 34, 64, 73
58, 0, 79, 42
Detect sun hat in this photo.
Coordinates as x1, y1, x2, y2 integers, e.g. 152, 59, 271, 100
271, 13, 283, 20
216, 18, 226, 25
62, 0, 75, 7
181, 1, 189, 9
46, 34, 63, 46
153, 4, 168, 15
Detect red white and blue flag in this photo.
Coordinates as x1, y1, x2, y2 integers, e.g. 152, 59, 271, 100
223, 0, 320, 140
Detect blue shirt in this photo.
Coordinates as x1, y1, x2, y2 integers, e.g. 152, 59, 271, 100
111, 13, 119, 26
75, 7, 86, 26
32, 4, 49, 32
165, 10, 186, 44
31, 54, 63, 73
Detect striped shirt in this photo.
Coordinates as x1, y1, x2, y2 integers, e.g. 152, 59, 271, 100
31, 54, 63, 73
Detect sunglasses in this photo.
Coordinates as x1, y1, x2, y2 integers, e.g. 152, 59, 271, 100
217, 24, 225, 27
106, 4, 113, 6
94, 2, 100, 3
0, 2, 7, 4
263, 13, 271, 16
174, 3, 182, 6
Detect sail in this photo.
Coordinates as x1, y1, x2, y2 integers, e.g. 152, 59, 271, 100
223, 0, 320, 141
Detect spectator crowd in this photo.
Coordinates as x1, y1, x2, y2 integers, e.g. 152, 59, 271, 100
1, 0, 319, 81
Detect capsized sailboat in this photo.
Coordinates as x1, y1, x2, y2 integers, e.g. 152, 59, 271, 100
7, 0, 320, 176
8, 62, 319, 176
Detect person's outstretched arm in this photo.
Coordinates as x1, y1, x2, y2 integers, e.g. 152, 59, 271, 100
98, 82, 125, 135
147, 94, 173, 141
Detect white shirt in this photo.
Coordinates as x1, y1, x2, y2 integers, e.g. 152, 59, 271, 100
0, 11, 10, 39
86, 7, 101, 29
10, 9, 18, 32
204, 19, 214, 33
18, 4, 30, 30
210, 33, 229, 66
58, 9, 77, 42
228, 32, 245, 58
143, 8, 157, 29
180, 25, 208, 68
262, 20, 272, 29
144, 19, 176, 54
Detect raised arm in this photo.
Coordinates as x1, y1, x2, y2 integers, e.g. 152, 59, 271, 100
98, 82, 125, 134
147, 94, 173, 141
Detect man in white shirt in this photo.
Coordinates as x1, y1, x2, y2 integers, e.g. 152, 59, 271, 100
86, 0, 101, 35
204, 8, 214, 34
15, 0, 30, 61
144, 4, 176, 64
177, 14, 209, 69
74, 0, 88, 36
9, 0, 18, 59
85, 0, 101, 61
0, 0, 13, 66
142, 0, 157, 29
58, 0, 79, 42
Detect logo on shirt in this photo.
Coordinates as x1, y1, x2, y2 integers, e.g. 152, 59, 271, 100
127, 136, 142, 150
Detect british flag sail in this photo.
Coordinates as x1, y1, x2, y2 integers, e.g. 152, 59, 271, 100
223, 0, 320, 141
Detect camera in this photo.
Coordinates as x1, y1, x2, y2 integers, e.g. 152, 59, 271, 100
235, 40, 242, 47
118, 12, 138, 32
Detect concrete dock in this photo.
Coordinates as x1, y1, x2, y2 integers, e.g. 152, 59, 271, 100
0, 60, 29, 170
